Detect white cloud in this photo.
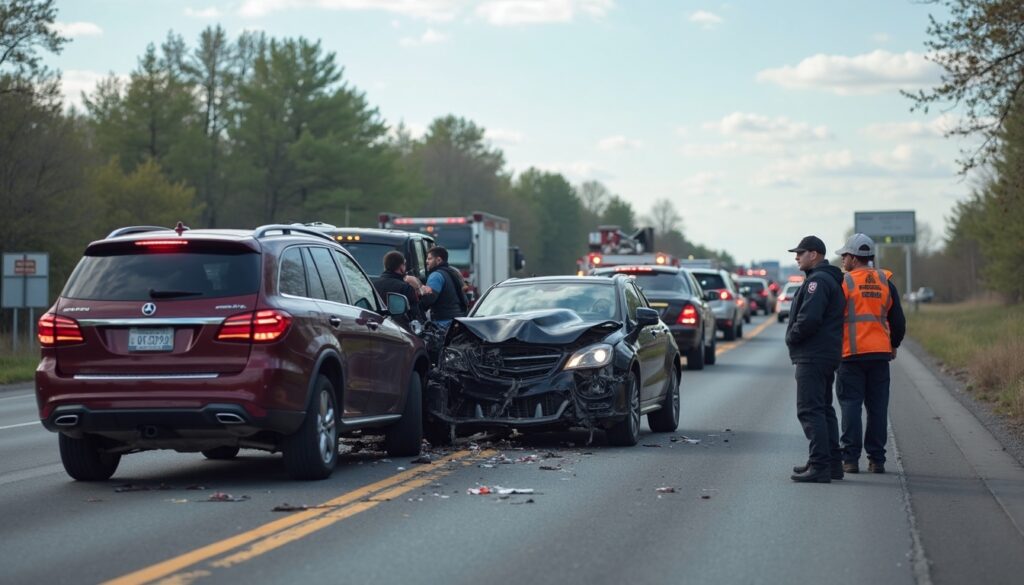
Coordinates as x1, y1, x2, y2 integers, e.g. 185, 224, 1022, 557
486, 127, 525, 145
756, 50, 942, 95
704, 112, 830, 142
476, 0, 613, 26
861, 114, 958, 140
60, 70, 124, 110
50, 21, 103, 38
399, 28, 449, 46
689, 10, 722, 29
239, 0, 462, 21
185, 7, 223, 19
753, 146, 952, 186
597, 135, 643, 151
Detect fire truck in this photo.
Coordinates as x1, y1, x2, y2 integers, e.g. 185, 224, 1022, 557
576, 225, 679, 274
377, 211, 525, 299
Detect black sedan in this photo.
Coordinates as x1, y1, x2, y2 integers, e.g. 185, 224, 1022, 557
425, 275, 681, 446
593, 265, 717, 370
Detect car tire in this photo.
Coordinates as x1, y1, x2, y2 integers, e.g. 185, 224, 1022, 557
777, 314, 785, 323
384, 371, 424, 457
685, 333, 705, 370
59, 433, 121, 481
607, 371, 641, 446
723, 324, 736, 341
202, 446, 240, 460
424, 416, 454, 447
704, 333, 717, 365
744, 312, 751, 324
648, 367, 680, 432
282, 375, 338, 480
737, 321, 744, 338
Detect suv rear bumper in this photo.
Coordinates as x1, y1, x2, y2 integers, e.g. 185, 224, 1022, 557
41, 403, 304, 437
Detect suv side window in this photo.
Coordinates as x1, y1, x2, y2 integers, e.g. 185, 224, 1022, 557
308, 247, 348, 304
624, 282, 642, 320
335, 250, 378, 311
412, 239, 428, 281
299, 248, 326, 301
279, 247, 307, 297
688, 273, 703, 296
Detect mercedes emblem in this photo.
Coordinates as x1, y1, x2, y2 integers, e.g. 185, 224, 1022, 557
141, 302, 157, 316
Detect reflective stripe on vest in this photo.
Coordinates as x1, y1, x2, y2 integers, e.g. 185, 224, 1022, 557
842, 268, 893, 357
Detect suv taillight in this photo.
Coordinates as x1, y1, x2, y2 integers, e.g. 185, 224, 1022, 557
38, 313, 84, 347
718, 290, 733, 301
677, 304, 699, 326
217, 310, 292, 343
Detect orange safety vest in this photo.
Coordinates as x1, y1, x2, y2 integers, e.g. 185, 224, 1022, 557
842, 267, 893, 358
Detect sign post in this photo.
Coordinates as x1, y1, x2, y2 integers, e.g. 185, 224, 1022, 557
3, 252, 50, 351
854, 211, 916, 295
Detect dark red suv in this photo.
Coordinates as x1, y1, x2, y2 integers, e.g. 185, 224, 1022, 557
35, 224, 429, 481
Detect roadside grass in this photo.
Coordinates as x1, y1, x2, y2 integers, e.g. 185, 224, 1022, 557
908, 301, 1024, 419
0, 334, 38, 385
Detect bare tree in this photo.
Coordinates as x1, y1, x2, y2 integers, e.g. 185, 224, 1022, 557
578, 180, 611, 215
643, 198, 683, 235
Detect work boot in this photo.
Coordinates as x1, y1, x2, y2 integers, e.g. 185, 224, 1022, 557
868, 460, 885, 474
843, 462, 859, 474
790, 466, 831, 483
794, 461, 844, 480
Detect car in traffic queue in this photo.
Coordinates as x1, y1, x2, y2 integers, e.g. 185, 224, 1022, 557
689, 268, 745, 340
426, 275, 682, 446
735, 276, 776, 315
592, 265, 716, 370
35, 223, 430, 482
776, 281, 802, 322
303, 223, 436, 287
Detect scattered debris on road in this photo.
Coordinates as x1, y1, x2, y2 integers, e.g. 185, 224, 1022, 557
410, 455, 432, 464
669, 435, 701, 445
655, 486, 676, 494
207, 491, 250, 502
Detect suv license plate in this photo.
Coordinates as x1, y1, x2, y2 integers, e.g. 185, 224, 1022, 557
128, 327, 174, 352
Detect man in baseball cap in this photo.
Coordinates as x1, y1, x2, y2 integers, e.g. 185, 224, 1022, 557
786, 235, 845, 483
833, 233, 906, 474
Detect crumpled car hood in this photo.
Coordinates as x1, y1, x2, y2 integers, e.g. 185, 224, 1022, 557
452, 309, 620, 345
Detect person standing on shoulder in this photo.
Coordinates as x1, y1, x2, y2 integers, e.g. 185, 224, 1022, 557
786, 235, 846, 484
417, 246, 469, 332
834, 234, 906, 474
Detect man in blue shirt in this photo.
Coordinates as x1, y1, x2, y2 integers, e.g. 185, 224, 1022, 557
416, 246, 469, 331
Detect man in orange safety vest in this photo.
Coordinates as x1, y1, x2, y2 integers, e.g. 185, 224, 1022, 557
835, 234, 906, 474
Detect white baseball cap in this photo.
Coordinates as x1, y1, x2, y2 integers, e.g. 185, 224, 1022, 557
835, 233, 875, 257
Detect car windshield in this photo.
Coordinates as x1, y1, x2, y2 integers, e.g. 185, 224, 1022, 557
338, 242, 398, 276
473, 282, 619, 321
63, 251, 260, 301
695, 272, 727, 291
422, 226, 471, 267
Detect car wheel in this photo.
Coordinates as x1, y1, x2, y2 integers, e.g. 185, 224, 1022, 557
685, 333, 705, 370
384, 371, 424, 457
704, 333, 717, 365
424, 416, 454, 447
723, 324, 736, 341
607, 371, 641, 446
59, 433, 121, 481
202, 446, 240, 460
283, 374, 338, 480
744, 311, 751, 324
737, 321, 744, 338
648, 367, 680, 432
777, 313, 785, 323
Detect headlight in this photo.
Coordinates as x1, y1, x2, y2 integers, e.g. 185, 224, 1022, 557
442, 347, 469, 372
564, 343, 613, 370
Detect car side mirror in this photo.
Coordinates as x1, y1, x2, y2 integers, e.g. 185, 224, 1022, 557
386, 292, 409, 317
635, 307, 659, 328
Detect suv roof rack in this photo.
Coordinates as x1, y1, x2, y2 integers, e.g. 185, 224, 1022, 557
254, 224, 336, 243
106, 226, 173, 239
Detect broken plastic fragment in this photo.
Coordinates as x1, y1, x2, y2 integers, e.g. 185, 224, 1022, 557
207, 491, 250, 502
655, 487, 676, 494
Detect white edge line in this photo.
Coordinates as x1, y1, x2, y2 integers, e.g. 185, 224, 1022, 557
889, 421, 934, 585
0, 393, 34, 402
0, 421, 41, 431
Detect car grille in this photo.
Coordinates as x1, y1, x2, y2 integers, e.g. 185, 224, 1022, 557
455, 394, 568, 419
472, 344, 564, 380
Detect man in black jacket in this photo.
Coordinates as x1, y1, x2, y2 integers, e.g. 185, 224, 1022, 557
786, 235, 846, 483
372, 251, 424, 322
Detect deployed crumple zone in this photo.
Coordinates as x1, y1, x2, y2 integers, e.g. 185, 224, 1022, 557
426, 309, 628, 435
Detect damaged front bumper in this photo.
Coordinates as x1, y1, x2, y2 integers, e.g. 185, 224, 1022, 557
426, 367, 629, 432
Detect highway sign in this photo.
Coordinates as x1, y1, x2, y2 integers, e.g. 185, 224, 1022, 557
854, 211, 916, 244
3, 252, 49, 308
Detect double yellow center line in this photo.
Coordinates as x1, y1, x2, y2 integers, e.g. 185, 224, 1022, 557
105, 449, 493, 585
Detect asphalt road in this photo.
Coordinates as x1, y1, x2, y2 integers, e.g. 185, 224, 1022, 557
2, 315, 1023, 585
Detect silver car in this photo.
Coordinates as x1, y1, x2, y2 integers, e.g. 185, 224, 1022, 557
690, 268, 744, 340
776, 281, 802, 322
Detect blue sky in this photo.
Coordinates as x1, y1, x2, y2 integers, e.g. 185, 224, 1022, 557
47, 0, 974, 265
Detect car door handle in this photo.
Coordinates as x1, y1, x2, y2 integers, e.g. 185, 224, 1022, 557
329, 317, 342, 327
365, 321, 379, 331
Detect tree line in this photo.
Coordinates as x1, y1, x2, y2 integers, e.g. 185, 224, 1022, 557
0, 2, 734, 339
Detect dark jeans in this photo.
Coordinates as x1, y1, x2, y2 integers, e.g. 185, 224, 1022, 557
795, 362, 841, 469
837, 360, 891, 464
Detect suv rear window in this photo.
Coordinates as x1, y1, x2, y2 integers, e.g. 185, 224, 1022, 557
63, 251, 260, 301
740, 280, 765, 293
695, 273, 726, 291
631, 273, 688, 293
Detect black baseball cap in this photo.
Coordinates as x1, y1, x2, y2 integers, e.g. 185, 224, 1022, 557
788, 235, 826, 254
